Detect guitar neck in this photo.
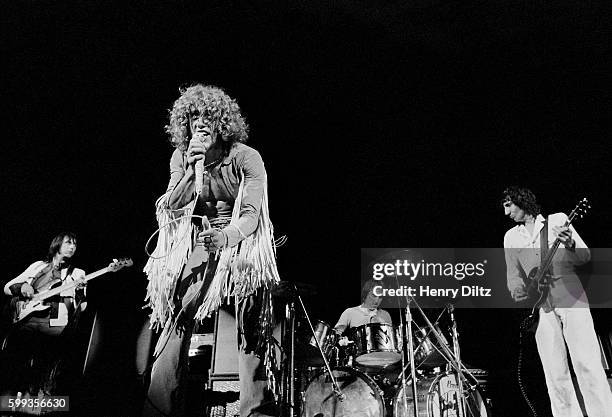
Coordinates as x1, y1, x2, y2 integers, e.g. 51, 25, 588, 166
32, 267, 110, 302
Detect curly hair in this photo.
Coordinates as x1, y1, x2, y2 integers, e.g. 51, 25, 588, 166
501, 186, 541, 216
165, 84, 249, 151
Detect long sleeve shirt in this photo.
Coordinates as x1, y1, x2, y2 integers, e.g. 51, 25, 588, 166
503, 212, 590, 308
4, 261, 86, 326
166, 142, 265, 248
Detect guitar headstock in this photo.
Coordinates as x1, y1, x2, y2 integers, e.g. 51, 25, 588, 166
567, 198, 590, 224
108, 258, 134, 272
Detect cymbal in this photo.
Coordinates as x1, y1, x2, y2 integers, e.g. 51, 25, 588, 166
271, 281, 317, 298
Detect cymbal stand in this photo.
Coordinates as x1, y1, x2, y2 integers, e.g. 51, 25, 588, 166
448, 303, 466, 416
295, 290, 345, 403
411, 299, 479, 392
402, 299, 419, 417
394, 274, 422, 417
396, 307, 451, 377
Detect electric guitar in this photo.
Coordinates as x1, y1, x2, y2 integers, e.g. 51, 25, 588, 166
12, 258, 133, 324
520, 199, 590, 333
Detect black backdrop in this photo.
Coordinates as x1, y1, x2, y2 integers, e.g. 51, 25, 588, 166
2, 1, 611, 416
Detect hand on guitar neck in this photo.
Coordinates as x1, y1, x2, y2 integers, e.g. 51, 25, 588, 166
552, 225, 575, 249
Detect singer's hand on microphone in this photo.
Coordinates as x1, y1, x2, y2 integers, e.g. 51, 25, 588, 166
186, 134, 210, 166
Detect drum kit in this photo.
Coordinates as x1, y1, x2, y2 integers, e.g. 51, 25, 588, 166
269, 282, 491, 417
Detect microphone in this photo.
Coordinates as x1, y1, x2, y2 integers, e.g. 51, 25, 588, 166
192, 133, 208, 194
195, 159, 204, 194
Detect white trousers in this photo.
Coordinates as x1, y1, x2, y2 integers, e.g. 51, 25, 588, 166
535, 308, 612, 417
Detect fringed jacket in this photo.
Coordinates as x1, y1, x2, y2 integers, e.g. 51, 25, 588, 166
144, 142, 280, 329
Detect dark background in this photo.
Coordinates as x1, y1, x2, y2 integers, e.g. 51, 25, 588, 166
2, 1, 611, 416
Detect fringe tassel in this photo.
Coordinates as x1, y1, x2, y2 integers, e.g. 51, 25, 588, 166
195, 173, 281, 320
143, 194, 196, 330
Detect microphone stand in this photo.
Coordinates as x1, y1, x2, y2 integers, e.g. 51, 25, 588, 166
281, 298, 296, 417
404, 299, 419, 417
410, 299, 479, 392
295, 287, 345, 403
448, 303, 467, 416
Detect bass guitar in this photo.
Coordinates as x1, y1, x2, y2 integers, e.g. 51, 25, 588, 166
520, 198, 590, 333
13, 258, 133, 324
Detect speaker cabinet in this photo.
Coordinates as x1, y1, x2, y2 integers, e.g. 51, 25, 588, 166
210, 305, 239, 378
206, 305, 240, 417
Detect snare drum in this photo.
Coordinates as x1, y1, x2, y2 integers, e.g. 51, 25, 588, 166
301, 366, 385, 417
393, 372, 490, 417
350, 323, 401, 368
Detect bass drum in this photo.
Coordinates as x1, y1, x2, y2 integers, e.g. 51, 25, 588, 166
301, 366, 385, 417
393, 372, 490, 417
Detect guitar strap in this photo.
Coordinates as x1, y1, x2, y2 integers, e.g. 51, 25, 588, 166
540, 216, 548, 266
64, 264, 75, 282
56, 265, 77, 318
540, 216, 551, 311
31, 263, 57, 291
31, 264, 76, 320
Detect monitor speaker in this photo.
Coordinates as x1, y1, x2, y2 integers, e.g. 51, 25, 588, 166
210, 305, 239, 378
207, 304, 240, 417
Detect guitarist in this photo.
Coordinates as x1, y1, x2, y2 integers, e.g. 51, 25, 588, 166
1, 232, 87, 396
501, 187, 612, 417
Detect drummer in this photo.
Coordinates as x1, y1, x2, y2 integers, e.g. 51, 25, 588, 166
333, 279, 393, 337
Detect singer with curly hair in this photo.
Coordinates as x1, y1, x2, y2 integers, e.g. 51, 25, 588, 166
143, 84, 280, 417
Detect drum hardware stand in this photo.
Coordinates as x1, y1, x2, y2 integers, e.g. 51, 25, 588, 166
401, 296, 481, 417
280, 298, 297, 417
401, 299, 420, 417
294, 288, 346, 403
394, 274, 419, 417
277, 283, 345, 417
395, 307, 449, 380
448, 303, 467, 416
412, 299, 479, 393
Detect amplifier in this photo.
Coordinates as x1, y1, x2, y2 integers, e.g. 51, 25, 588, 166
207, 305, 241, 417
466, 368, 489, 392
210, 305, 239, 378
